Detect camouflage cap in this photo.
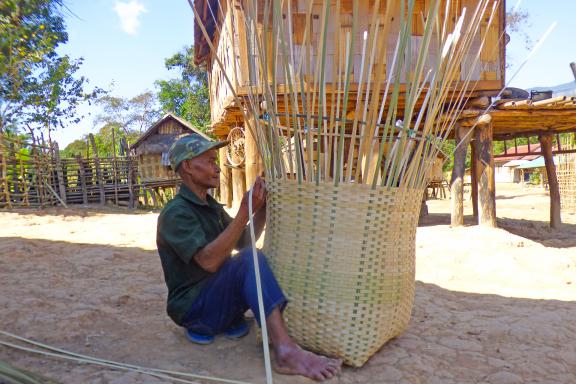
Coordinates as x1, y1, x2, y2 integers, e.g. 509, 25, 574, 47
168, 134, 229, 171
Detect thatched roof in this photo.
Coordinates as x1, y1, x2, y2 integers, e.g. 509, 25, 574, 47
130, 113, 210, 154
193, 0, 220, 66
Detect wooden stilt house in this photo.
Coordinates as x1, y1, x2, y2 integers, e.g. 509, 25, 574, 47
130, 113, 211, 206
193, 0, 506, 212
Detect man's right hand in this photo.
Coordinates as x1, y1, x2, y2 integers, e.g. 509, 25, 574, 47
241, 176, 267, 215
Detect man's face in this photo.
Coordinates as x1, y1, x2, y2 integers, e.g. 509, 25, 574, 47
181, 149, 220, 189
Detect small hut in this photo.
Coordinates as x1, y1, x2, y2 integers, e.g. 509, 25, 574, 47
130, 113, 210, 206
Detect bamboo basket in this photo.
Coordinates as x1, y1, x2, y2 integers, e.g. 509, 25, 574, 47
264, 179, 421, 366
192, 0, 501, 367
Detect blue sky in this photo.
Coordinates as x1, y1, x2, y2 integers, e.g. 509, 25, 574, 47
53, 0, 576, 146
505, 0, 576, 90
53, 0, 194, 146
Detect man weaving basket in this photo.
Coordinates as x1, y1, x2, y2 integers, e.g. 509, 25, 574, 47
156, 135, 342, 381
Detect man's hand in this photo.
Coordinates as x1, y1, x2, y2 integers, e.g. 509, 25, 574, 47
241, 176, 267, 215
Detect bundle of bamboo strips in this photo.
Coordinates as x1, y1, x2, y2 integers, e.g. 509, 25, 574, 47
193, 0, 501, 366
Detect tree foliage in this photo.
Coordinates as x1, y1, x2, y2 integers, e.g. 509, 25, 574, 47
155, 46, 210, 131
0, 0, 102, 136
62, 92, 158, 158
94, 92, 160, 136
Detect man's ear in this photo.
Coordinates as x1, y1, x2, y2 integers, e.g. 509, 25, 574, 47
178, 159, 191, 175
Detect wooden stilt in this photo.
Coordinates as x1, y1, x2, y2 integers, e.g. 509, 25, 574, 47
128, 157, 136, 209
539, 133, 562, 228
450, 124, 473, 226
475, 119, 497, 227
245, 115, 263, 189
231, 166, 246, 209
218, 146, 232, 207
470, 141, 479, 217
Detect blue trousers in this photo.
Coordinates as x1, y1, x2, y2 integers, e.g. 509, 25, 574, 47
182, 249, 287, 336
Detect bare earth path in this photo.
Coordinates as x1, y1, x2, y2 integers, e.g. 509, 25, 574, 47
0, 184, 575, 383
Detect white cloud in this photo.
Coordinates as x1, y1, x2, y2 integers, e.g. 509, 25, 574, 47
114, 0, 147, 35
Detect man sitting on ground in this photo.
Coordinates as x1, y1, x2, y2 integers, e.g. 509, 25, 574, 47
156, 135, 342, 381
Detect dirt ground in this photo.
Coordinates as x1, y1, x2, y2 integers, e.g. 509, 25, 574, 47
0, 183, 575, 384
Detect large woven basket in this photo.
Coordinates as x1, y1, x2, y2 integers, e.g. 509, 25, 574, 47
264, 179, 423, 367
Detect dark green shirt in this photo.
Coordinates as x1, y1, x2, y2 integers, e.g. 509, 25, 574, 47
156, 184, 233, 326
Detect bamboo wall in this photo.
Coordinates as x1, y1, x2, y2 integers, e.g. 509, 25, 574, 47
557, 153, 576, 214
138, 153, 177, 182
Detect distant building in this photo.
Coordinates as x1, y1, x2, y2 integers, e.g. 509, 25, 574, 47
494, 144, 541, 183
130, 113, 210, 207
131, 113, 210, 183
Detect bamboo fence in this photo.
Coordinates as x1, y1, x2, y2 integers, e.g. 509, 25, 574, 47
557, 139, 576, 214
0, 133, 139, 209
193, 0, 502, 366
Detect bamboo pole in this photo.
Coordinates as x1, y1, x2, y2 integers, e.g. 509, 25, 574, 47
89, 134, 106, 205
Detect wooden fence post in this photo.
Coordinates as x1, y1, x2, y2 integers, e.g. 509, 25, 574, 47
53, 142, 67, 205
89, 134, 106, 205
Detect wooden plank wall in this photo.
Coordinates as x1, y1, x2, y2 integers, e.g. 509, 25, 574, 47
208, 0, 504, 125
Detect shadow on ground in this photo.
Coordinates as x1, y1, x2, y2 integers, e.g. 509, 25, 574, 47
1, 237, 575, 383
498, 217, 576, 248
3, 205, 157, 218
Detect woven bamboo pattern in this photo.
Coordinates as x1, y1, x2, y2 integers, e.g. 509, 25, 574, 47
264, 179, 422, 367
557, 149, 576, 214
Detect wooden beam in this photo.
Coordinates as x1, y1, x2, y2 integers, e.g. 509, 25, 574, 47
475, 121, 497, 227
450, 124, 473, 227
459, 113, 492, 128
465, 96, 491, 109
539, 133, 562, 229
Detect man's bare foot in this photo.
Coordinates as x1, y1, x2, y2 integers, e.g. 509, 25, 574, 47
273, 343, 342, 381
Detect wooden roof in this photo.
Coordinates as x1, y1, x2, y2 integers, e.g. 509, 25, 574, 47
193, 0, 220, 66
491, 96, 576, 140
131, 113, 210, 150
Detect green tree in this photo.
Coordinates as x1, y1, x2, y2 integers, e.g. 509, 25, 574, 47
0, 0, 102, 136
61, 138, 88, 158
155, 46, 210, 131
94, 91, 160, 136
